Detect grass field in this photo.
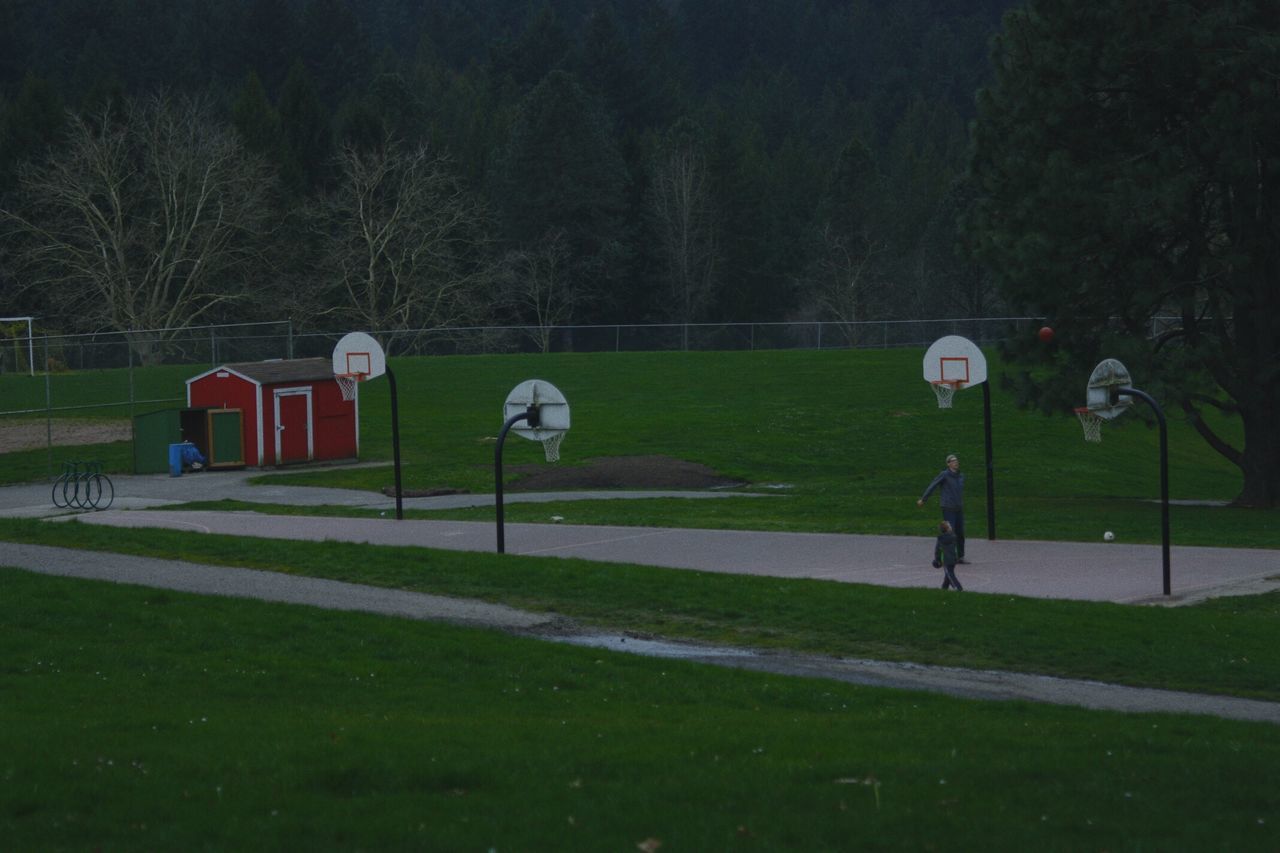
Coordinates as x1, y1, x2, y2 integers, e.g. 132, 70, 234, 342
205, 349, 1280, 545
3, 518, 1277, 700
2, 347, 1278, 848
3, 568, 1279, 850
7, 348, 1270, 543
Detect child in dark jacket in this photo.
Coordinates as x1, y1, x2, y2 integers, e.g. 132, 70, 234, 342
932, 520, 963, 591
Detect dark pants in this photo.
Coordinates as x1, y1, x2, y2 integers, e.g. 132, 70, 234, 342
941, 563, 963, 591
943, 507, 965, 559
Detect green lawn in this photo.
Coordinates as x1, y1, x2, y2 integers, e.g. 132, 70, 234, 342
8, 348, 1269, 544
3, 518, 1277, 702
3, 568, 1278, 851
256, 349, 1251, 504
2, 348, 1277, 848
208, 348, 1280, 545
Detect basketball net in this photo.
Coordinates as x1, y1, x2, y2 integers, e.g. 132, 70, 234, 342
542, 432, 564, 463
931, 381, 960, 409
1075, 407, 1103, 443
336, 373, 360, 402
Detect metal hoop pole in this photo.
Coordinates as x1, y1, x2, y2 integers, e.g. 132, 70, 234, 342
387, 367, 403, 521
1119, 386, 1170, 596
494, 410, 532, 554
982, 381, 996, 540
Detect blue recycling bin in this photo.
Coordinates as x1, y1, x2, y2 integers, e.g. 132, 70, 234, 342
168, 443, 186, 477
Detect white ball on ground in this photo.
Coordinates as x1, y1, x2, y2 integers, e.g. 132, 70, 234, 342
1103, 531, 1115, 541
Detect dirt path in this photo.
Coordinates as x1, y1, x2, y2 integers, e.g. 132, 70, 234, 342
0, 418, 132, 453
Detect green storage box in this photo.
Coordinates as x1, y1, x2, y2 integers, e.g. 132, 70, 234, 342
132, 408, 245, 473
133, 409, 183, 474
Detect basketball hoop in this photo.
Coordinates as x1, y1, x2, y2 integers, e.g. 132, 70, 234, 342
931, 380, 961, 409
541, 431, 564, 462
1075, 407, 1104, 443
336, 373, 360, 401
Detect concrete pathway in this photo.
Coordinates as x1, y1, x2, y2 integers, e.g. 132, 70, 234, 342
4, 542, 1278, 725
4, 542, 554, 631
0, 469, 749, 517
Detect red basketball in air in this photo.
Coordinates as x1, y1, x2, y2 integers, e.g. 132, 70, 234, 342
1038, 326, 1054, 343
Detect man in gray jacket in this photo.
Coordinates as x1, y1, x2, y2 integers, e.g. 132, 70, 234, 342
917, 453, 967, 563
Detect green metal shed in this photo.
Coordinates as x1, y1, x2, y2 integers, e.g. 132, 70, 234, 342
132, 408, 245, 473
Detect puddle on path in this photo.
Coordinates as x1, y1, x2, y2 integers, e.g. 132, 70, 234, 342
560, 634, 757, 660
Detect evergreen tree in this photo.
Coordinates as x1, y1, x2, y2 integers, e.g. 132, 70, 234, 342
493, 70, 631, 323
965, 0, 1280, 506
705, 113, 775, 320
300, 0, 370, 104
489, 2, 572, 92
878, 96, 968, 316
801, 134, 890, 337
242, 0, 298, 94
0, 74, 66, 193
412, 50, 512, 187
277, 61, 333, 194
232, 73, 286, 164
576, 7, 643, 131
0, 1, 25, 89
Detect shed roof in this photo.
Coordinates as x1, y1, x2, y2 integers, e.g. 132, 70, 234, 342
213, 358, 335, 385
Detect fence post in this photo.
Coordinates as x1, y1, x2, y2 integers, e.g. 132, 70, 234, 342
128, 342, 135, 421
44, 336, 53, 477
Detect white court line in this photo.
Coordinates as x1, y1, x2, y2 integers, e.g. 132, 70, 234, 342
130, 517, 214, 534
515, 528, 673, 556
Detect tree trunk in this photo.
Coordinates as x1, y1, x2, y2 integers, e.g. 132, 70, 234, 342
1233, 396, 1280, 507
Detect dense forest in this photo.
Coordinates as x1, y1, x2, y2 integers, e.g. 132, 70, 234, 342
0, 0, 1021, 344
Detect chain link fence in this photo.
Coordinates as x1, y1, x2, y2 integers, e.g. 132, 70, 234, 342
286, 317, 1039, 359
0, 316, 1049, 469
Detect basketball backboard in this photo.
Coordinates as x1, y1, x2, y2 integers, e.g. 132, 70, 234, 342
331, 332, 386, 381
1085, 358, 1133, 420
503, 379, 570, 442
923, 335, 988, 389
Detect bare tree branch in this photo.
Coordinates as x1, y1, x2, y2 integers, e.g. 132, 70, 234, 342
647, 146, 719, 323
499, 230, 578, 353
317, 138, 496, 354
0, 93, 276, 362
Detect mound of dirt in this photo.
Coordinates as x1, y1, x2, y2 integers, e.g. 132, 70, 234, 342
505, 454, 745, 491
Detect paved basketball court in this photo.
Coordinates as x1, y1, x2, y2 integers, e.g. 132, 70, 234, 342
2, 471, 1277, 604
57, 505, 1280, 605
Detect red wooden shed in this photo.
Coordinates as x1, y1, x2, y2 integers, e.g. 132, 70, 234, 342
186, 358, 359, 467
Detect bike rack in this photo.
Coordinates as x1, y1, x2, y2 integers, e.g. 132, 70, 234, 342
51, 460, 115, 511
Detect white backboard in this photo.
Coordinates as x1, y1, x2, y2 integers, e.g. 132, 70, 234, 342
923, 335, 987, 389
503, 379, 570, 441
332, 332, 386, 380
1086, 358, 1133, 420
